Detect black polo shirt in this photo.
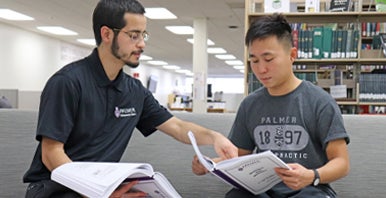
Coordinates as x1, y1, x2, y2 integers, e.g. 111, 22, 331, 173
23, 48, 172, 182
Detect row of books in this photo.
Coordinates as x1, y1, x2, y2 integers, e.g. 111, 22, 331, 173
361, 65, 386, 72
361, 22, 386, 38
359, 73, 386, 102
341, 105, 386, 115
261, 0, 354, 13
292, 25, 361, 59
359, 105, 386, 114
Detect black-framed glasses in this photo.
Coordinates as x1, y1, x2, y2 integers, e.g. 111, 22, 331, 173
112, 28, 149, 43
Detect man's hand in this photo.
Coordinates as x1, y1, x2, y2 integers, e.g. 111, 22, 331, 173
191, 155, 208, 175
109, 181, 147, 198
192, 156, 223, 176
274, 163, 314, 190
212, 133, 238, 160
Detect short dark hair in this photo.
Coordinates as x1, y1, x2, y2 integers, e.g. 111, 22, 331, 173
245, 13, 293, 49
92, 0, 145, 46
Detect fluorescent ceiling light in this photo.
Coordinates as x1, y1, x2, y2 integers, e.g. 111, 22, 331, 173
215, 54, 236, 60
207, 47, 227, 54
0, 9, 34, 21
77, 39, 95, 46
225, 60, 244, 65
145, 8, 177, 19
187, 38, 215, 46
147, 60, 168, 65
239, 69, 245, 73
175, 69, 192, 75
233, 65, 245, 70
139, 54, 153, 60
163, 65, 181, 70
37, 26, 77, 35
165, 26, 194, 35
186, 72, 194, 76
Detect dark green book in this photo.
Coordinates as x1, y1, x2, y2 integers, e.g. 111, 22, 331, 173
313, 27, 323, 59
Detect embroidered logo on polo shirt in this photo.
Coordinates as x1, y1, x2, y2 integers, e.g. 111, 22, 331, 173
114, 106, 136, 118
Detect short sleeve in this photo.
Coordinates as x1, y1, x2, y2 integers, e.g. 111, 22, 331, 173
36, 74, 79, 143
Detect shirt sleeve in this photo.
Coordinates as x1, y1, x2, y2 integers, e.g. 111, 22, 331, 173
316, 95, 350, 149
136, 88, 173, 136
228, 100, 256, 151
36, 74, 79, 143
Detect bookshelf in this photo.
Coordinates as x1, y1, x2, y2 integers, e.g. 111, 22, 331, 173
244, 0, 386, 114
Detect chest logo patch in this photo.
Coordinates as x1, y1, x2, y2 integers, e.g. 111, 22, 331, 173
114, 107, 136, 118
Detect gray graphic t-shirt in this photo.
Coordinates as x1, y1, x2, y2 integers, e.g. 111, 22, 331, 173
229, 81, 349, 169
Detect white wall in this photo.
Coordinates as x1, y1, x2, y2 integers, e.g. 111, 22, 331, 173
0, 22, 186, 109
0, 23, 62, 91
124, 66, 186, 107
0, 22, 245, 111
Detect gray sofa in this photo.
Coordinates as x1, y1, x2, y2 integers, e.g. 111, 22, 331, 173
1, 109, 385, 197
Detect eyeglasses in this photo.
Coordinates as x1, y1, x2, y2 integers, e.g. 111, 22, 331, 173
113, 28, 149, 43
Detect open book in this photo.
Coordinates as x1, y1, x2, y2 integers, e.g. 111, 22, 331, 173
188, 131, 290, 195
51, 162, 182, 198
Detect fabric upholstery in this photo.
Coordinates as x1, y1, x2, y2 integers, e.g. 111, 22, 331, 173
0, 110, 385, 197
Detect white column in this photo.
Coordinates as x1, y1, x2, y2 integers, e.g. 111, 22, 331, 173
192, 18, 208, 113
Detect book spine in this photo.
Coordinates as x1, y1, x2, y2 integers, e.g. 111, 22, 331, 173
322, 27, 333, 58
212, 169, 249, 192
313, 27, 323, 59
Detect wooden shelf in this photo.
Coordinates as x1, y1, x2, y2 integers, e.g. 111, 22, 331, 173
248, 12, 386, 23
245, 1, 386, 113
358, 102, 386, 105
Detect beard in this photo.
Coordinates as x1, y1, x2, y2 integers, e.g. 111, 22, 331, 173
111, 37, 141, 68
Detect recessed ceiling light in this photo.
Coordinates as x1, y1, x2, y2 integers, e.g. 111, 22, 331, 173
77, 39, 96, 46
147, 60, 168, 65
233, 65, 245, 70
139, 54, 153, 60
187, 38, 215, 46
225, 60, 244, 65
207, 47, 227, 54
175, 69, 192, 75
145, 8, 177, 19
215, 54, 236, 60
163, 65, 181, 70
37, 26, 78, 35
0, 9, 34, 21
185, 71, 194, 76
165, 26, 194, 35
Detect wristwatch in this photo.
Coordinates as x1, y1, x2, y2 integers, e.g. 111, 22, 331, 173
312, 169, 320, 186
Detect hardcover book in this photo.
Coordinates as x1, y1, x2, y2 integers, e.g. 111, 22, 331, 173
51, 162, 182, 198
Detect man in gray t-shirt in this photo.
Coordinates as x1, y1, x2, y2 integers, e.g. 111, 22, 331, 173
192, 14, 350, 198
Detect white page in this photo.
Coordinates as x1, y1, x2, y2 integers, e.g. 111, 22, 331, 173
188, 131, 215, 171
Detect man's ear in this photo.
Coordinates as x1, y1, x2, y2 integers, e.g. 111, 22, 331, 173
290, 47, 297, 62
100, 26, 114, 43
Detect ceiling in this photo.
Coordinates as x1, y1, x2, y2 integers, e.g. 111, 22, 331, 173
0, 0, 246, 77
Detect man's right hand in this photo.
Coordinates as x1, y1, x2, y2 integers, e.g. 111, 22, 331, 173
109, 181, 147, 198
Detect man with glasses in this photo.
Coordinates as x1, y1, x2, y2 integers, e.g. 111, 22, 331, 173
23, 0, 238, 197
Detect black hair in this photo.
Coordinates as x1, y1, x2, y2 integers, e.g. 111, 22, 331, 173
245, 13, 293, 49
92, 0, 145, 46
